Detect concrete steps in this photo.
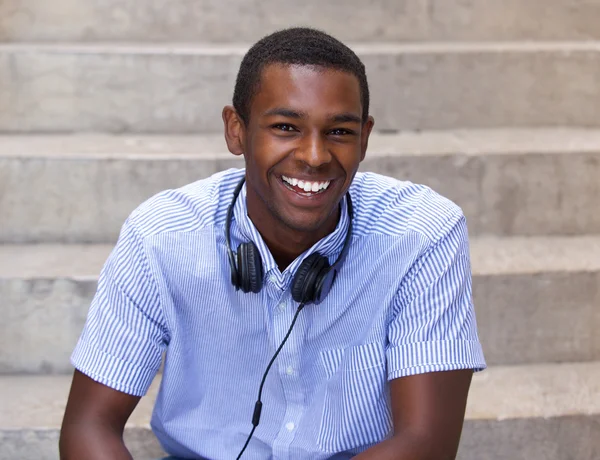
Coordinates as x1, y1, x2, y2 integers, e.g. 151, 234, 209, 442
2, 43, 600, 133
2, 0, 600, 43
0, 371, 165, 459
1, 361, 598, 459
2, 4, 599, 457
1, 235, 599, 374
2, 130, 599, 243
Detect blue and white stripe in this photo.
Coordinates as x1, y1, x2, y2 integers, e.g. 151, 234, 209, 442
72, 168, 486, 460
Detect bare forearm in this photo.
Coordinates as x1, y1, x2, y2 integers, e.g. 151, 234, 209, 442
59, 423, 133, 460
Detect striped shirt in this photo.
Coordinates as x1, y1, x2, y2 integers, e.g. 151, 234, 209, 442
71, 168, 486, 459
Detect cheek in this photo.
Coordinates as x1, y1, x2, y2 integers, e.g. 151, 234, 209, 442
335, 147, 363, 170
244, 143, 278, 190
252, 136, 290, 169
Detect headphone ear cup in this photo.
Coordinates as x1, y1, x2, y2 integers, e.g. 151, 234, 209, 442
229, 256, 240, 289
312, 268, 337, 305
292, 253, 330, 304
238, 242, 263, 293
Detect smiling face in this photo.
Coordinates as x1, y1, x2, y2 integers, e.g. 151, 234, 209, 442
223, 63, 374, 249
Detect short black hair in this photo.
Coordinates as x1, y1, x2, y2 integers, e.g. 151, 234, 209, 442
233, 27, 370, 126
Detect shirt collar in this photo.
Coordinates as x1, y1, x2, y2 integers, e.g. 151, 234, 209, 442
231, 182, 351, 279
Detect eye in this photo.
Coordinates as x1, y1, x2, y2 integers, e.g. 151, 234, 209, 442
272, 124, 297, 132
329, 128, 354, 136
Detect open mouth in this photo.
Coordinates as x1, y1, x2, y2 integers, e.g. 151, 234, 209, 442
281, 175, 332, 196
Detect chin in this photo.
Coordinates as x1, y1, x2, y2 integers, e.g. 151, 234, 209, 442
269, 199, 339, 234
280, 213, 331, 234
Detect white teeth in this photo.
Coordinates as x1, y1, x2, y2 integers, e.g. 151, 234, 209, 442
282, 176, 331, 193
319, 181, 331, 190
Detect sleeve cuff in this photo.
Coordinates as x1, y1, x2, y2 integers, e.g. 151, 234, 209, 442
386, 339, 487, 380
71, 338, 159, 397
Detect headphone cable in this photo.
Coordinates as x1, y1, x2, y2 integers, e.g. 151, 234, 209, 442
236, 302, 306, 459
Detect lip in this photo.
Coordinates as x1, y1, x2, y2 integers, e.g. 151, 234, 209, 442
280, 175, 336, 182
275, 175, 337, 208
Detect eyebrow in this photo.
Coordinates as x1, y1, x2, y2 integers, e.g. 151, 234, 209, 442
263, 108, 307, 119
263, 108, 362, 124
329, 113, 362, 124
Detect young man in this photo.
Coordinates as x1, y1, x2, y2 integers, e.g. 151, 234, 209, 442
60, 28, 485, 460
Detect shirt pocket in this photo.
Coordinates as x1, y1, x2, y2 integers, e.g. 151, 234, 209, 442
317, 342, 393, 453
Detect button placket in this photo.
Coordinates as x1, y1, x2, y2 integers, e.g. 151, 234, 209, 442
271, 304, 307, 458
272, 400, 304, 458
277, 300, 287, 313
276, 309, 304, 406
271, 315, 301, 458
266, 270, 287, 302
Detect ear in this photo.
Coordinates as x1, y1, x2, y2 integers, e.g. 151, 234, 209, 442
360, 116, 375, 162
222, 105, 246, 156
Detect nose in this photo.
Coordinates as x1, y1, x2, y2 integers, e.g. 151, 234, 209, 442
294, 132, 332, 168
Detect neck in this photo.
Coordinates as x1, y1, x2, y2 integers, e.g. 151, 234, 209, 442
246, 199, 340, 272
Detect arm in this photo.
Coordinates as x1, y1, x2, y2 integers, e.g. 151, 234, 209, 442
353, 369, 472, 460
60, 370, 141, 460
60, 215, 167, 459
357, 213, 485, 459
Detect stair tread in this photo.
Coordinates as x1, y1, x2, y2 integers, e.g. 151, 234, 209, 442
1, 362, 598, 429
470, 236, 600, 275
3, 129, 600, 160
3, 41, 600, 54
2, 235, 599, 279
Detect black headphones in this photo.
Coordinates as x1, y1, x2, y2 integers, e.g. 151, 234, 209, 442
225, 177, 353, 305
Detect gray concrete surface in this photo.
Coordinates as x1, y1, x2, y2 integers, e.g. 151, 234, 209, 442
5, 128, 600, 157
1, 131, 599, 243
2, 0, 600, 43
4, 417, 598, 460
0, 277, 97, 374
1, 236, 599, 373
0, 369, 165, 458
459, 415, 600, 460
1, 1, 597, 457
475, 268, 600, 364
2, 43, 600, 133
0, 429, 166, 460
1, 362, 598, 459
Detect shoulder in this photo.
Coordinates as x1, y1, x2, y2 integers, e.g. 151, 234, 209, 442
349, 172, 465, 244
126, 168, 244, 240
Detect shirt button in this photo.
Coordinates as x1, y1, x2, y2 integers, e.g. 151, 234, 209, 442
286, 366, 294, 376
278, 302, 286, 311
269, 275, 277, 283
285, 422, 295, 432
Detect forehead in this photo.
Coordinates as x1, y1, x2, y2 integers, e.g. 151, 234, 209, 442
250, 64, 362, 118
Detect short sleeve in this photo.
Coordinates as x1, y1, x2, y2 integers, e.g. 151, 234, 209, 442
386, 214, 486, 380
71, 216, 168, 396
